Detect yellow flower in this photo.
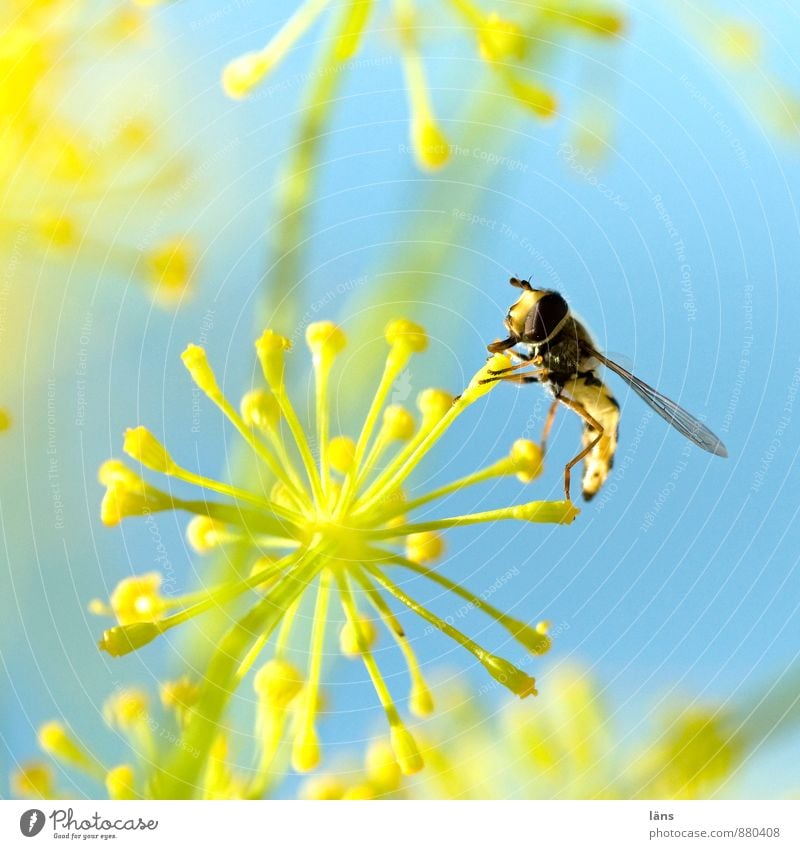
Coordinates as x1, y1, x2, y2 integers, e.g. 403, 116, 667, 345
90, 572, 169, 625
11, 761, 55, 800
144, 238, 195, 306
98, 316, 577, 788
302, 666, 780, 801
220, 0, 627, 170
0, 3, 198, 307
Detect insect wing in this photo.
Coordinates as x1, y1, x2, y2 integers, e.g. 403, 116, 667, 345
589, 349, 728, 457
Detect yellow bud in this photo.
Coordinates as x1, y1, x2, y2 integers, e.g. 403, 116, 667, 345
339, 615, 378, 658
389, 724, 424, 775
106, 764, 137, 800
255, 329, 292, 387
292, 724, 321, 772
481, 654, 537, 698
108, 572, 167, 625
222, 51, 268, 100
478, 14, 526, 62
100, 462, 173, 526
365, 739, 402, 792
385, 319, 428, 354
301, 777, 345, 800
103, 689, 149, 728
145, 238, 194, 302
342, 783, 375, 800
409, 676, 435, 718
240, 388, 281, 431
186, 515, 227, 553
254, 659, 304, 710
181, 344, 220, 398
306, 320, 347, 363
417, 388, 454, 425
327, 436, 355, 474
98, 459, 140, 488
405, 531, 445, 564
0, 408, 10, 431
98, 622, 161, 657
411, 116, 450, 170
38, 722, 94, 770
461, 354, 512, 403
506, 77, 557, 119
123, 426, 176, 474
11, 761, 55, 799
512, 500, 580, 524
100, 482, 154, 526
160, 675, 200, 715
510, 438, 543, 483
382, 405, 415, 441
37, 210, 77, 247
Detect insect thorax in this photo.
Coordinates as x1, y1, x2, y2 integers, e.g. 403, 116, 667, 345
529, 318, 596, 387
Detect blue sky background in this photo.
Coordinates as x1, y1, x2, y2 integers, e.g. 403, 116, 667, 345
2, 0, 800, 798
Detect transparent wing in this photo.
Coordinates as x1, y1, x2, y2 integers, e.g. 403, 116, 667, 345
588, 347, 728, 458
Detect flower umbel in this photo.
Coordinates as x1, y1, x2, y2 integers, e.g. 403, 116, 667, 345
96, 317, 577, 783
220, 0, 626, 170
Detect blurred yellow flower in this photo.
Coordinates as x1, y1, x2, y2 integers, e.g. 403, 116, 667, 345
299, 666, 788, 800
0, 1, 198, 306
221, 0, 625, 170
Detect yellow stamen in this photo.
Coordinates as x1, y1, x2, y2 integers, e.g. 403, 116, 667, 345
222, 0, 334, 99
365, 739, 402, 792
378, 548, 551, 656
340, 613, 378, 658
355, 356, 510, 514
335, 0, 375, 60
328, 435, 356, 474
394, 0, 450, 170
405, 530, 446, 564
11, 761, 55, 800
338, 320, 428, 510
307, 321, 347, 491
254, 659, 305, 711
352, 404, 415, 492
363, 563, 537, 698
336, 570, 423, 774
182, 343, 310, 506
354, 568, 434, 717
365, 499, 579, 539
256, 330, 325, 504
292, 571, 331, 772
106, 765, 138, 800
38, 722, 104, 779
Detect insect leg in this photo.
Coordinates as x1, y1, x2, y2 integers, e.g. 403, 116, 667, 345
540, 399, 559, 456
478, 368, 543, 386
556, 394, 604, 502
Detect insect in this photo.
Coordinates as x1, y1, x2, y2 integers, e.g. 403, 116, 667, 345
484, 277, 728, 501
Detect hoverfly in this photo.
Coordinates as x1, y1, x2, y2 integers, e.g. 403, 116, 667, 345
484, 277, 728, 501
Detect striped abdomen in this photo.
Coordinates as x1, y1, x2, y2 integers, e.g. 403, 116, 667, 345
562, 370, 620, 500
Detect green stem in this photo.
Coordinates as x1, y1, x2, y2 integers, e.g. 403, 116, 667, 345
150, 549, 323, 798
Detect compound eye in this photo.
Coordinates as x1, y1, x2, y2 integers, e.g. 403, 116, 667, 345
527, 292, 568, 343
